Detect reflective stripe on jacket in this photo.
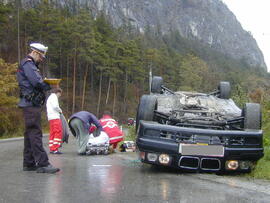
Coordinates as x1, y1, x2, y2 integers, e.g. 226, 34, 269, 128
99, 115, 124, 144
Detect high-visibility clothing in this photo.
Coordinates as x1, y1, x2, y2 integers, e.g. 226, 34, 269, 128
49, 119, 63, 151
99, 115, 124, 148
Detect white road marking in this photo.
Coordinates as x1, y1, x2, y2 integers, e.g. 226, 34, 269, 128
92, 165, 112, 167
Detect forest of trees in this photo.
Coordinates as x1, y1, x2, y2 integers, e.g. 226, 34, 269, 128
1, 0, 270, 141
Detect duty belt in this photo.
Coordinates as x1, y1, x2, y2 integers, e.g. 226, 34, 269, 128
20, 92, 34, 101
20, 90, 45, 106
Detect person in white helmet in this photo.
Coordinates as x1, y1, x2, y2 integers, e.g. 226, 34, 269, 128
16, 43, 60, 174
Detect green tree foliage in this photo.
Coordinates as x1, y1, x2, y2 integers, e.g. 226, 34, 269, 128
0, 59, 17, 105
1, 2, 270, 137
0, 58, 19, 135
231, 84, 248, 108
178, 54, 210, 91
0, 2, 11, 37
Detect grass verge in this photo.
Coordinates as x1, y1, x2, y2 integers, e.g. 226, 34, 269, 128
116, 125, 136, 150
123, 125, 136, 141
246, 120, 270, 180
247, 147, 270, 180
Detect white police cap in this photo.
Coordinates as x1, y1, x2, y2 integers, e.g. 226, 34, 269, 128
30, 43, 48, 56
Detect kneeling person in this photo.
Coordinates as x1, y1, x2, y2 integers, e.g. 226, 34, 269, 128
69, 111, 104, 155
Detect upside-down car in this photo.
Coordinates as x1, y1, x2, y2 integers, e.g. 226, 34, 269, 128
136, 76, 264, 173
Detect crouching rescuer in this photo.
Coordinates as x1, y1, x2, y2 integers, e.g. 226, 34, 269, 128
99, 111, 124, 151
16, 43, 60, 173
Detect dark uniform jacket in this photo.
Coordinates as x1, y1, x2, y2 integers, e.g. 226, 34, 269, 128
69, 111, 103, 137
17, 56, 50, 107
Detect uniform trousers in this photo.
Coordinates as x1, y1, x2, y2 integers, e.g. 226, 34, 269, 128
22, 106, 49, 167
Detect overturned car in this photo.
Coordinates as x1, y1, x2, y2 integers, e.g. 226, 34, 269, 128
136, 76, 264, 173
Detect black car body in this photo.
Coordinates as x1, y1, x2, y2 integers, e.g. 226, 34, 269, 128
136, 76, 264, 173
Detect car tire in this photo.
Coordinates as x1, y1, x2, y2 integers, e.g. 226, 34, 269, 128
136, 95, 157, 131
242, 103, 261, 130
218, 81, 231, 99
151, 76, 163, 94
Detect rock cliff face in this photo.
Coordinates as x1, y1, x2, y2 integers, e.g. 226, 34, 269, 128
23, 0, 267, 69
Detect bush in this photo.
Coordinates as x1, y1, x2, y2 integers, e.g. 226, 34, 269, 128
0, 58, 21, 136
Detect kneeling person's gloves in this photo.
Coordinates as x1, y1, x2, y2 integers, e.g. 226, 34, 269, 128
93, 129, 101, 137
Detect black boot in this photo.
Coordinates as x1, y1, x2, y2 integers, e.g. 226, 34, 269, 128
36, 164, 60, 174
23, 166, 38, 171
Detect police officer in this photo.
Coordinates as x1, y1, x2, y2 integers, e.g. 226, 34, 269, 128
17, 43, 60, 173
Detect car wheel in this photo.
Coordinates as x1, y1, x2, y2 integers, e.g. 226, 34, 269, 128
218, 81, 231, 99
136, 95, 157, 131
151, 76, 163, 94
242, 103, 261, 130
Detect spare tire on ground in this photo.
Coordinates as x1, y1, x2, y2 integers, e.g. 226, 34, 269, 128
218, 81, 231, 99
151, 76, 163, 94
136, 95, 157, 131
242, 103, 261, 130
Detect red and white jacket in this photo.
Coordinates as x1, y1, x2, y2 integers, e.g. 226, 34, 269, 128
99, 115, 124, 144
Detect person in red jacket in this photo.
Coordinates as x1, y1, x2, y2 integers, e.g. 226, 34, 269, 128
99, 111, 124, 150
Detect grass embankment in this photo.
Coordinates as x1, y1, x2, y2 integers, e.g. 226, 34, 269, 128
123, 125, 136, 141
246, 121, 270, 180
117, 125, 136, 149
248, 147, 270, 179
0, 116, 49, 140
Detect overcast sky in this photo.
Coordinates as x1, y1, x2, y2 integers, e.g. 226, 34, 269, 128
222, 0, 270, 71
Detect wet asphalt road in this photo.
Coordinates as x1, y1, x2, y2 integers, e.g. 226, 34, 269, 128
1, 136, 270, 203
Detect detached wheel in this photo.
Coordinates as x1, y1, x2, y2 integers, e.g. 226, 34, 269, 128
242, 103, 261, 130
136, 95, 157, 131
151, 76, 163, 94
218, 81, 231, 99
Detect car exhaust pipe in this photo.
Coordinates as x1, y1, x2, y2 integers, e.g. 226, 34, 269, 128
200, 158, 221, 171
179, 156, 199, 170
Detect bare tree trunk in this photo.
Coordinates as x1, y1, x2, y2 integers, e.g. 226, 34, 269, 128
96, 71, 103, 117
105, 77, 111, 105
96, 71, 103, 116
87, 63, 94, 110
17, 3, 20, 62
72, 46, 77, 113
90, 63, 94, 98
81, 64, 89, 109
24, 23, 27, 56
79, 62, 83, 98
136, 82, 140, 101
59, 44, 62, 78
123, 70, 128, 114
112, 81, 116, 117
66, 57, 69, 113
